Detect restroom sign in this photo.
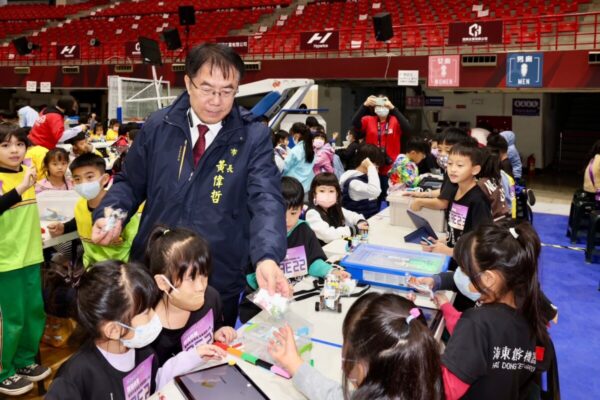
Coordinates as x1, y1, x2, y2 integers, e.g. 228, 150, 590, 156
428, 55, 460, 87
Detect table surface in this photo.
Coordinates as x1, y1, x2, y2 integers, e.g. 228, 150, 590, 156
152, 208, 454, 400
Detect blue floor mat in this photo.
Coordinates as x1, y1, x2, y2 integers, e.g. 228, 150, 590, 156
534, 213, 600, 399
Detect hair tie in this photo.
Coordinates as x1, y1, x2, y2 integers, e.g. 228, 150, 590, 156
509, 227, 519, 239
163, 229, 170, 236
406, 308, 421, 324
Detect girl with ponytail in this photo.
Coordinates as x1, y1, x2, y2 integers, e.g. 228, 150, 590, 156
268, 293, 443, 400
437, 220, 553, 400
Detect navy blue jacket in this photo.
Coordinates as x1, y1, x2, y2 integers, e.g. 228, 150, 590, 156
93, 92, 287, 299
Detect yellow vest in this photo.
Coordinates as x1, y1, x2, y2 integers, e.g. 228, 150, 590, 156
74, 197, 140, 268
0, 168, 43, 272
25, 145, 49, 181
106, 129, 118, 141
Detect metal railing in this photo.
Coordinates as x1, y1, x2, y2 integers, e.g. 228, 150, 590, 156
0, 11, 598, 66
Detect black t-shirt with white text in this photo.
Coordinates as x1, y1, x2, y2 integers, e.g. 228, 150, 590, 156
442, 303, 537, 400
446, 184, 492, 248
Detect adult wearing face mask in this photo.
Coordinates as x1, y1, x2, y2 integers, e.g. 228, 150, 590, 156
26, 96, 87, 180
352, 94, 411, 205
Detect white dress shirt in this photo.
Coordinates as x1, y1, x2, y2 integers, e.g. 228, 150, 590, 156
188, 108, 222, 151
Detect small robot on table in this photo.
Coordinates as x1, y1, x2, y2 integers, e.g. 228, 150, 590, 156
315, 273, 343, 313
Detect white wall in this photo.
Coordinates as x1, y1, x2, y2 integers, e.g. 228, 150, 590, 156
415, 90, 545, 168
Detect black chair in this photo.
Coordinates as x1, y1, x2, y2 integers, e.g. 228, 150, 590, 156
566, 194, 597, 244
585, 210, 600, 263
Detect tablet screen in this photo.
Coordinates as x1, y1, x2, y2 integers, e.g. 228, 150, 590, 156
175, 363, 268, 400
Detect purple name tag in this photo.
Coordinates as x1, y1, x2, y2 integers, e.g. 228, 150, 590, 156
279, 246, 308, 279
449, 203, 468, 231
123, 355, 153, 400
181, 309, 214, 351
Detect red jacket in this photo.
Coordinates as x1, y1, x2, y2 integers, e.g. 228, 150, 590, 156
361, 115, 402, 175
28, 107, 65, 150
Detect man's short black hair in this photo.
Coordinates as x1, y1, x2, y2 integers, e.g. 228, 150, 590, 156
56, 96, 76, 111
69, 152, 106, 174
486, 134, 509, 154
185, 43, 245, 81
405, 137, 430, 155
281, 176, 304, 209
355, 143, 385, 167
305, 116, 319, 128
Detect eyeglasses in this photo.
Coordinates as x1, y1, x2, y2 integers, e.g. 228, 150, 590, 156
189, 78, 238, 99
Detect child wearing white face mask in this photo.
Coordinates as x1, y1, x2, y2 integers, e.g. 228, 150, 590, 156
46, 153, 140, 268
305, 173, 368, 244
145, 226, 237, 366
426, 222, 556, 400
46, 261, 226, 400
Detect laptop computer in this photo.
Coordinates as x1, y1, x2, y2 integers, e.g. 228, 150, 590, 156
403, 209, 439, 244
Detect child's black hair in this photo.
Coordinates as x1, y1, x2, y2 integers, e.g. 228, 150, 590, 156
341, 293, 443, 400
145, 225, 212, 294
42, 148, 70, 177
76, 260, 159, 340
313, 130, 327, 141
305, 116, 319, 128
128, 129, 140, 142
487, 134, 509, 154
478, 147, 501, 182
308, 172, 345, 228
119, 122, 139, 137
290, 122, 314, 163
65, 131, 86, 146
405, 137, 431, 155
355, 143, 385, 167
108, 119, 120, 128
440, 127, 469, 146
454, 221, 550, 346
448, 138, 483, 166
0, 122, 29, 145
281, 176, 304, 210
69, 152, 106, 174
272, 129, 289, 148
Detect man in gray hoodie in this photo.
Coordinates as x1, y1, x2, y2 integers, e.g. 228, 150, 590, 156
500, 130, 523, 180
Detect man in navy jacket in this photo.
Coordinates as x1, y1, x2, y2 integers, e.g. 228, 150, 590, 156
91, 44, 288, 325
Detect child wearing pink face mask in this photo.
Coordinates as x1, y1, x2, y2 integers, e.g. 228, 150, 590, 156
312, 130, 334, 175
305, 173, 368, 245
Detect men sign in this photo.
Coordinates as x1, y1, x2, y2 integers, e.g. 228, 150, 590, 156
300, 31, 339, 51
506, 53, 544, 88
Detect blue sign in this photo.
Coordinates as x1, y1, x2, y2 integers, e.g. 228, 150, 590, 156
506, 53, 543, 88
424, 96, 445, 107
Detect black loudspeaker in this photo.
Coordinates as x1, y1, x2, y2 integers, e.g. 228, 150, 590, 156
89, 38, 101, 47
373, 12, 393, 42
162, 28, 182, 50
12, 36, 32, 55
178, 6, 196, 26
139, 37, 162, 66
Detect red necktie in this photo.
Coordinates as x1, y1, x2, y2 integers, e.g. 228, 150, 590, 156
193, 124, 209, 167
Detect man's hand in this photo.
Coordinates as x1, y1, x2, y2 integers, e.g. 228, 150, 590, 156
47, 222, 65, 238
256, 259, 291, 297
91, 217, 123, 245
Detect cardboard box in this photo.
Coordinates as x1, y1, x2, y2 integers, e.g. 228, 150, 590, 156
387, 191, 446, 232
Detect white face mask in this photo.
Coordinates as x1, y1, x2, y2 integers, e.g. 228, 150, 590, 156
160, 275, 205, 311
74, 179, 103, 200
374, 106, 389, 117
117, 313, 163, 349
313, 139, 325, 149
453, 267, 481, 302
